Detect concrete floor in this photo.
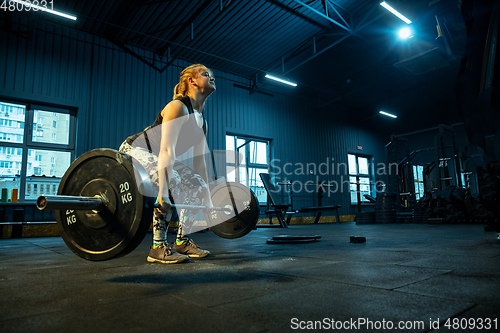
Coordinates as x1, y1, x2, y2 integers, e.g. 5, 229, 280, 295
0, 222, 499, 333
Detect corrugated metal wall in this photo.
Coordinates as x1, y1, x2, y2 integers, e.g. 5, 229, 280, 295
0, 17, 389, 215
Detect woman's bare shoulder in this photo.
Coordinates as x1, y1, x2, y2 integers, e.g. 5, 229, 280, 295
161, 99, 189, 121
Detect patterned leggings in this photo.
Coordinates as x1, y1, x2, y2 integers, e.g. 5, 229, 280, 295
119, 141, 209, 243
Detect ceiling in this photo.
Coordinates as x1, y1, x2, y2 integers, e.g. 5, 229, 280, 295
4, 0, 468, 132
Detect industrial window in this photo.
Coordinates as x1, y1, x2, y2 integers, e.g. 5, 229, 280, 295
0, 101, 75, 202
413, 165, 424, 200
348, 154, 373, 205
226, 135, 269, 204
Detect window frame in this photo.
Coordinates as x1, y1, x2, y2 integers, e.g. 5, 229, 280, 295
413, 164, 425, 200
226, 134, 270, 204
0, 100, 77, 202
348, 153, 375, 205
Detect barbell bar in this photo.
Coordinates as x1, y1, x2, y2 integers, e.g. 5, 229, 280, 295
36, 194, 233, 214
38, 148, 259, 261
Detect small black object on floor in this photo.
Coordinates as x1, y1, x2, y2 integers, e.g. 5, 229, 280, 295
350, 235, 366, 243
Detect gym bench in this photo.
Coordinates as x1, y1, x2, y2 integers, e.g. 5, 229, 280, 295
259, 173, 341, 227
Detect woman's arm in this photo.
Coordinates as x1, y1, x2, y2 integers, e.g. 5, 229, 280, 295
193, 121, 213, 208
157, 100, 188, 209
193, 120, 209, 184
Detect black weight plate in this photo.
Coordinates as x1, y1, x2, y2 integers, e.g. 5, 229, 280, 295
209, 182, 259, 239
267, 238, 320, 244
272, 235, 321, 241
56, 148, 154, 261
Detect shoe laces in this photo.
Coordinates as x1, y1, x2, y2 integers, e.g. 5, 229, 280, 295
160, 243, 173, 254
184, 237, 200, 249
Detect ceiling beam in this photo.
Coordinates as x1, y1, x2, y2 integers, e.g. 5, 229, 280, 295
219, 0, 233, 11
156, 0, 212, 59
124, 22, 186, 43
266, 0, 331, 31
250, 33, 351, 95
282, 33, 351, 75
107, 37, 162, 72
292, 0, 352, 33
326, 0, 351, 31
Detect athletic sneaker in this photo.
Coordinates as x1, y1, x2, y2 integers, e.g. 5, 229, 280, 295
172, 237, 210, 258
147, 243, 189, 264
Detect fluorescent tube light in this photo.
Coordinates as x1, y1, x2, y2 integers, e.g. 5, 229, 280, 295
380, 1, 412, 24
379, 111, 397, 118
11, 1, 77, 21
265, 74, 297, 87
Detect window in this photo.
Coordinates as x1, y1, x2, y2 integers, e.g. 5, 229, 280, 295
413, 165, 424, 200
33, 110, 69, 145
348, 154, 374, 205
226, 135, 269, 204
0, 101, 75, 201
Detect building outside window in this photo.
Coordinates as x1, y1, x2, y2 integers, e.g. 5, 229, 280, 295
226, 135, 269, 204
348, 154, 374, 205
0, 101, 75, 201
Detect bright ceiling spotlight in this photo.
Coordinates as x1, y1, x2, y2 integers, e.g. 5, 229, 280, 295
10, 0, 77, 21
265, 74, 297, 87
399, 27, 413, 39
379, 111, 397, 118
380, 1, 412, 24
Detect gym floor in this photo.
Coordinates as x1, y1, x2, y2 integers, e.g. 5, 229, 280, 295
0, 222, 499, 333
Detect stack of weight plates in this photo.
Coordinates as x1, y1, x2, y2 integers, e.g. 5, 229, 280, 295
355, 211, 375, 224
375, 193, 397, 224
396, 211, 414, 223
413, 206, 424, 223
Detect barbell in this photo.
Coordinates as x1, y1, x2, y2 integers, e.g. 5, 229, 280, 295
36, 148, 260, 261
36, 195, 234, 214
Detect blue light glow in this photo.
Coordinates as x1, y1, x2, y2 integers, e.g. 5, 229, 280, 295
399, 27, 413, 39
